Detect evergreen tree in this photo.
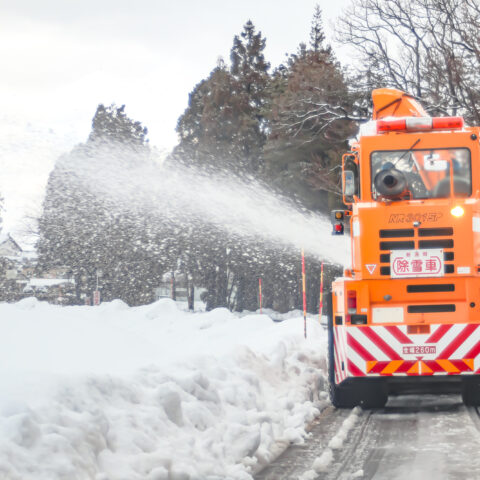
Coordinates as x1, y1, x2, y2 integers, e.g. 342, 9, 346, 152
310, 4, 326, 52
170, 22, 273, 310
171, 19, 343, 312
264, 8, 358, 212
230, 20, 270, 173
37, 104, 163, 306
174, 21, 270, 174
230, 20, 270, 111
89, 104, 148, 146
174, 63, 255, 173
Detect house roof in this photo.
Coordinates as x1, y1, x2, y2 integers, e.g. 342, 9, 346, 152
0, 232, 22, 253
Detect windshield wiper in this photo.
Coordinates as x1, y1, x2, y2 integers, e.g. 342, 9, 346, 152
393, 138, 421, 166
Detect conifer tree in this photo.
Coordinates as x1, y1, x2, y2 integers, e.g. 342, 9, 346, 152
170, 21, 274, 311
310, 4, 326, 52
175, 63, 249, 171
231, 20, 270, 111
89, 104, 148, 147
230, 20, 270, 173
264, 7, 358, 212
176, 20, 270, 176
37, 104, 162, 305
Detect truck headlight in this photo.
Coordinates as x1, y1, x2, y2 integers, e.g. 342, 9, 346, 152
451, 206, 465, 217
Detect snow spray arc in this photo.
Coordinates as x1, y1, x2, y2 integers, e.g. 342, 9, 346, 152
43, 146, 348, 311
55, 147, 348, 265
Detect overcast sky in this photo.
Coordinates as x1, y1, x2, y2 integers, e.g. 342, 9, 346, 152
0, 0, 351, 239
0, 0, 351, 149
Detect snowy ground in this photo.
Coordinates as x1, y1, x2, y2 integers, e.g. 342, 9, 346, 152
0, 298, 328, 480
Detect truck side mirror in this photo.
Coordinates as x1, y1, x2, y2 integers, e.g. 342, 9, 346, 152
344, 170, 356, 197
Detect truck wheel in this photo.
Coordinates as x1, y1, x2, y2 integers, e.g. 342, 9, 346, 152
462, 377, 480, 406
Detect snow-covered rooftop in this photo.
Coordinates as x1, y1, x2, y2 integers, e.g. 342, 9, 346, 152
23, 278, 74, 292
26, 278, 74, 288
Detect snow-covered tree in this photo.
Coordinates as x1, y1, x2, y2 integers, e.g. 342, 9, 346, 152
37, 104, 165, 306
89, 104, 148, 146
264, 6, 358, 212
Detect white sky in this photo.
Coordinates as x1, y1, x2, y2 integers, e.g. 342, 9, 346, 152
0, 0, 351, 149
0, 0, 351, 241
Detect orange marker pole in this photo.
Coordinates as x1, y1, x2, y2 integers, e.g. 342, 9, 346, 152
259, 278, 263, 314
319, 262, 324, 322
302, 249, 307, 338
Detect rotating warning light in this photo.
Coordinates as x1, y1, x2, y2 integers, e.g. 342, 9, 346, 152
377, 116, 464, 133
451, 206, 465, 217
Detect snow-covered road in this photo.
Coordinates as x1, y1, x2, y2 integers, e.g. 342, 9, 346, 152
256, 394, 480, 480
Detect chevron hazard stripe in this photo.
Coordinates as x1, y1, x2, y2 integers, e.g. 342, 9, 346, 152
338, 324, 480, 378
333, 326, 348, 384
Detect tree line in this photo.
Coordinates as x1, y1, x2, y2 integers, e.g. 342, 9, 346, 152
15, 0, 480, 310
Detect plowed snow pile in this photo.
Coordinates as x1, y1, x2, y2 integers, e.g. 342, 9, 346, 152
0, 298, 327, 480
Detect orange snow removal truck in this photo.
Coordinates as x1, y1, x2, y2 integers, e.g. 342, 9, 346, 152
327, 88, 480, 407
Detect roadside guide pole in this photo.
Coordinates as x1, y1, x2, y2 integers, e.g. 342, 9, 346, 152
319, 261, 324, 323
302, 249, 307, 338
259, 278, 263, 314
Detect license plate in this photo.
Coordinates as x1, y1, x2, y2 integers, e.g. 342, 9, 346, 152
390, 249, 444, 278
402, 346, 437, 355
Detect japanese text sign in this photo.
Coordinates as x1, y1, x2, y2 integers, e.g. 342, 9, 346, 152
390, 249, 444, 278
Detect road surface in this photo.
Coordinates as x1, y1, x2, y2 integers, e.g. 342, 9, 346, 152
255, 394, 480, 480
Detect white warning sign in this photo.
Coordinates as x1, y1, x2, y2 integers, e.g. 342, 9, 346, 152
390, 249, 444, 278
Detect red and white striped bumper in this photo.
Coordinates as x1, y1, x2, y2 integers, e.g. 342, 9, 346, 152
333, 324, 480, 384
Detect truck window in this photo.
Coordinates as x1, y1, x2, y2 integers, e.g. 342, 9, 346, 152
371, 148, 471, 200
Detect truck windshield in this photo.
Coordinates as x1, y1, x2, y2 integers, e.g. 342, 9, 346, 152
371, 147, 471, 199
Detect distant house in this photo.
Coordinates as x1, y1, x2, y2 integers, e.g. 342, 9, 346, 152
0, 233, 22, 257
23, 278, 76, 305
154, 272, 206, 310
42, 266, 71, 279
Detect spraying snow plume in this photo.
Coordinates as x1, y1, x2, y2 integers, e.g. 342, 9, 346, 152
57, 145, 349, 266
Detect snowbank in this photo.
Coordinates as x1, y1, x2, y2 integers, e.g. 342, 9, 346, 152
0, 298, 328, 480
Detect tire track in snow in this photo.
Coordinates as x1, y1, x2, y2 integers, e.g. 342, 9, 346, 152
317, 407, 373, 480
254, 406, 352, 480
466, 405, 480, 436
346, 394, 480, 480
256, 394, 480, 480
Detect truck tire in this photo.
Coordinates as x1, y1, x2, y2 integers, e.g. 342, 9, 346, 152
462, 377, 480, 406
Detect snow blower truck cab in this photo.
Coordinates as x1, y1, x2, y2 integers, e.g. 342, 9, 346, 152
328, 88, 480, 408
